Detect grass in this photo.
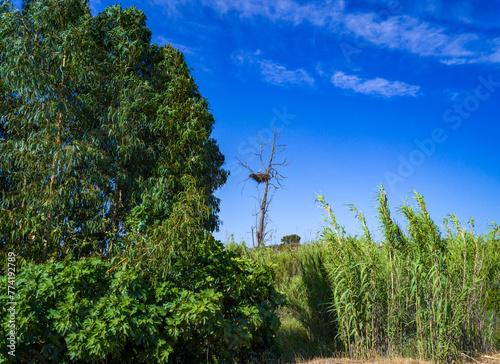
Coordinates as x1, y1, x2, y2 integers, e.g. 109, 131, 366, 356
296, 352, 500, 364
226, 186, 500, 363
296, 356, 434, 364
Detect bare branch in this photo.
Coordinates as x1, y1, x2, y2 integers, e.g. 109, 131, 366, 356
237, 126, 290, 247
236, 158, 255, 193
236, 158, 255, 174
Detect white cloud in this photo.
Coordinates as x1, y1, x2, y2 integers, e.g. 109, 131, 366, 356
341, 12, 500, 65
155, 0, 500, 65
232, 50, 315, 87
231, 3, 500, 64
155, 0, 344, 26
152, 0, 191, 17
231, 49, 263, 64
343, 14, 478, 60
331, 71, 420, 97
476, 38, 500, 64
202, 0, 344, 26
259, 60, 315, 87
482, 50, 500, 63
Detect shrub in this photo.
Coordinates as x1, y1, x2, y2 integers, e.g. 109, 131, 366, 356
0, 238, 283, 363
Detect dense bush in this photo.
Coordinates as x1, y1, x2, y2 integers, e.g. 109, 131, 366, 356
0, 237, 283, 363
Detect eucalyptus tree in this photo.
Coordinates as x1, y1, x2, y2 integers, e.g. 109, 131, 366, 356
0, 0, 227, 263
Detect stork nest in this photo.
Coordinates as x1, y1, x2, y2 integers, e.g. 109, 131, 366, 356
249, 173, 270, 183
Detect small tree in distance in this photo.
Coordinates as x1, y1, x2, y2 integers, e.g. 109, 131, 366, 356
281, 234, 301, 245
238, 127, 290, 247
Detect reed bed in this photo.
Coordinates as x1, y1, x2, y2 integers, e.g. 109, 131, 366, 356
318, 187, 500, 362
227, 187, 500, 362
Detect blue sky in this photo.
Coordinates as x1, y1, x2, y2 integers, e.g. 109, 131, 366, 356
18, 0, 500, 244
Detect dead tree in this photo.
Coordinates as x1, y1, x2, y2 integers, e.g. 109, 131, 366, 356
237, 127, 290, 247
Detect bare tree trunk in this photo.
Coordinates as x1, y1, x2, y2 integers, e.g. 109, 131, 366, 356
237, 127, 289, 249
251, 226, 255, 248
256, 180, 270, 247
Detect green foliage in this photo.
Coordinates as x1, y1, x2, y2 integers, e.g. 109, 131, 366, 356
0, 0, 227, 263
0, 2, 288, 363
0, 241, 282, 363
230, 242, 338, 361
280, 234, 301, 245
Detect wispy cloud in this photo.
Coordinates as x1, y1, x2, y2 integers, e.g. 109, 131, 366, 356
259, 60, 315, 87
340, 11, 500, 64
331, 71, 420, 97
343, 14, 479, 62
233, 50, 315, 87
152, 0, 191, 17
228, 2, 500, 64
482, 50, 500, 63
476, 38, 500, 64
192, 0, 344, 26
154, 0, 500, 65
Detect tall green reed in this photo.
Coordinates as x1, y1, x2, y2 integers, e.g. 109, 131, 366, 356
318, 186, 497, 362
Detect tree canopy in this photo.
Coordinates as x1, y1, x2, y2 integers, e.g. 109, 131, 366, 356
0, 0, 228, 263
281, 234, 300, 245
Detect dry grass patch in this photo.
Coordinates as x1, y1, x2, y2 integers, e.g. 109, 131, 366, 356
295, 353, 500, 364
478, 353, 500, 363
295, 357, 432, 364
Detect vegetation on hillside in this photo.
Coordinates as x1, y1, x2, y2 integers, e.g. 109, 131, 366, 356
281, 234, 301, 245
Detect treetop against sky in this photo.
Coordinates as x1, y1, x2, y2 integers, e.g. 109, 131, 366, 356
10, 0, 500, 244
